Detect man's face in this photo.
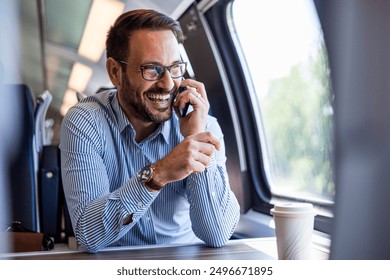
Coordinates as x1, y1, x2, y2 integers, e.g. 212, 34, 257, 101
118, 29, 182, 124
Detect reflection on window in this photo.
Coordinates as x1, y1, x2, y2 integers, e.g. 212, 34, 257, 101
230, 0, 334, 203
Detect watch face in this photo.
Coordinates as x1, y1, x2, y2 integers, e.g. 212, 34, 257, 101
137, 165, 153, 184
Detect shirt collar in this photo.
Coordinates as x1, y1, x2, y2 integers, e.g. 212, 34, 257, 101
159, 118, 171, 144
112, 93, 130, 133
112, 92, 172, 144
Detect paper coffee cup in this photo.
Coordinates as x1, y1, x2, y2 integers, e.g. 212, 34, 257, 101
271, 203, 316, 260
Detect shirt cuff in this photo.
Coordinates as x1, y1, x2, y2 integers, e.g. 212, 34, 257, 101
118, 177, 158, 219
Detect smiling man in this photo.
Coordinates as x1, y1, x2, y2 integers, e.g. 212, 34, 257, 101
60, 9, 240, 253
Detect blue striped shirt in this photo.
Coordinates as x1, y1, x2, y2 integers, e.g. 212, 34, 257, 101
59, 90, 240, 253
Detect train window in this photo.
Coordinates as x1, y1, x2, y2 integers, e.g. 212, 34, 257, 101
230, 0, 334, 204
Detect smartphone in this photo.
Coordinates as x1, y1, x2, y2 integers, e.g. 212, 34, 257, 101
179, 87, 190, 117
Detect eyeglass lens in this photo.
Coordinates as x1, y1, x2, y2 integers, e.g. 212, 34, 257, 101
142, 63, 186, 80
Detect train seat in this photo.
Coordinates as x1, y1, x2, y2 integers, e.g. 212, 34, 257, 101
2, 84, 71, 251
3, 84, 39, 233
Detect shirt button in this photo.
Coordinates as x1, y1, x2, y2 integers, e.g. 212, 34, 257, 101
137, 201, 143, 207
211, 191, 216, 197
136, 148, 141, 154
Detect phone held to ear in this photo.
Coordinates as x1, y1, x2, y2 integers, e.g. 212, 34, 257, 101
179, 86, 190, 117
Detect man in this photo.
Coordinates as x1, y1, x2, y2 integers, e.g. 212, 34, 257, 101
60, 9, 240, 253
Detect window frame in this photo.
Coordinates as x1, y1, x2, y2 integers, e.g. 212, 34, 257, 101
202, 0, 333, 233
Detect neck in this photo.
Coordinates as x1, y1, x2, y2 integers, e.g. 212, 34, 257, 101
131, 117, 158, 142
117, 91, 160, 142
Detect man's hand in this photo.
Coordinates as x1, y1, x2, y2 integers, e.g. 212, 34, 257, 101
152, 132, 221, 186
173, 79, 210, 137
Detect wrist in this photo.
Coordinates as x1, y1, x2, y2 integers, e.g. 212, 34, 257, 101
150, 163, 168, 186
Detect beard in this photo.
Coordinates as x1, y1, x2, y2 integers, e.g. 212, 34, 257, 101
119, 74, 177, 123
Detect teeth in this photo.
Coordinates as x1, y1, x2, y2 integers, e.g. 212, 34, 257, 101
147, 94, 170, 100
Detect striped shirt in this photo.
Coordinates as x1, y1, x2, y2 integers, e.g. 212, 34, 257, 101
59, 90, 240, 253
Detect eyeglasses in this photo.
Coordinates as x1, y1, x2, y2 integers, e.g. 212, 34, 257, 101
119, 60, 187, 81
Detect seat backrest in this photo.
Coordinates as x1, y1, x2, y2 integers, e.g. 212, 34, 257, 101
5, 84, 39, 232
35, 92, 74, 242
0, 83, 24, 252
2, 84, 73, 246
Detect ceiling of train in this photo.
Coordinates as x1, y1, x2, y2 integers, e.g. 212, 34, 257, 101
16, 0, 194, 116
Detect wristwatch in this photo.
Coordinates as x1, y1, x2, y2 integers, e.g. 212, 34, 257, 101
137, 164, 165, 191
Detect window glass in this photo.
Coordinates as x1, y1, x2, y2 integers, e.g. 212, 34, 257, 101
230, 0, 334, 203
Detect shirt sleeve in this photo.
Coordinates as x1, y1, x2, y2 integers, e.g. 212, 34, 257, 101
186, 117, 240, 247
59, 105, 158, 253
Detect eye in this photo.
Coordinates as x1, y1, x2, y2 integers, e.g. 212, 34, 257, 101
172, 64, 182, 70
146, 65, 164, 74
170, 63, 185, 76
143, 65, 155, 70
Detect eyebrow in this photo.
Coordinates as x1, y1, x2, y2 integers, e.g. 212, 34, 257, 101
141, 60, 183, 66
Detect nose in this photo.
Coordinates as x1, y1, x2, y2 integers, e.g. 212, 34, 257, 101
156, 69, 175, 91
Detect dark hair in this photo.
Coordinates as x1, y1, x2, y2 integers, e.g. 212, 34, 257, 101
106, 9, 184, 60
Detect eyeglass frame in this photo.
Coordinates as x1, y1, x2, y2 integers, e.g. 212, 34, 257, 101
118, 60, 187, 81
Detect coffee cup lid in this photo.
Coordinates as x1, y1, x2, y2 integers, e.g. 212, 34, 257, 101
270, 203, 316, 217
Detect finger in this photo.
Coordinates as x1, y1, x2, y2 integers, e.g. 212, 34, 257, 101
177, 90, 204, 111
193, 152, 212, 167
193, 132, 221, 151
188, 90, 204, 108
193, 91, 202, 102
198, 142, 216, 157
181, 80, 207, 101
191, 159, 207, 174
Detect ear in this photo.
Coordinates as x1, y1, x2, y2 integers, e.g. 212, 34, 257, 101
106, 57, 122, 87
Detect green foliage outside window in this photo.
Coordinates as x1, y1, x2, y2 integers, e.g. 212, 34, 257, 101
261, 44, 334, 201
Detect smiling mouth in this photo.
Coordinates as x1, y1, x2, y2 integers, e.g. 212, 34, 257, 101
146, 93, 171, 105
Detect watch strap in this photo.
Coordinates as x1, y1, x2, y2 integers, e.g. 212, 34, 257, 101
145, 177, 165, 191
